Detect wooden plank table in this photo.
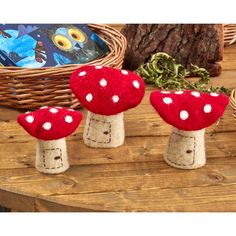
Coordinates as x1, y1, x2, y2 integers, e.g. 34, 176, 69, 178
0, 43, 236, 212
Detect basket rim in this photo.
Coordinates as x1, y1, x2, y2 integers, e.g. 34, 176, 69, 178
0, 24, 127, 109
224, 24, 236, 46
0, 24, 127, 76
230, 88, 236, 109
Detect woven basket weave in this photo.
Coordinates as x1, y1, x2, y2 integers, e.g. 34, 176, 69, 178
224, 24, 236, 46
0, 24, 127, 109
230, 89, 236, 122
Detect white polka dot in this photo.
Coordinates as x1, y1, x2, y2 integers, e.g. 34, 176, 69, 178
50, 108, 58, 114
78, 71, 86, 76
95, 65, 102, 69
180, 110, 189, 120
112, 95, 119, 103
68, 108, 74, 111
65, 115, 73, 123
25, 111, 30, 114
191, 91, 200, 97
163, 97, 173, 104
86, 93, 93, 102
40, 106, 48, 109
43, 122, 52, 130
55, 106, 62, 109
204, 104, 212, 113
175, 91, 183, 95
26, 115, 34, 123
121, 70, 128, 75
100, 78, 107, 87
133, 80, 140, 89
210, 92, 219, 97
161, 91, 170, 94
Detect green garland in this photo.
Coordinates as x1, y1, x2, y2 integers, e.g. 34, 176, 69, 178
136, 52, 230, 95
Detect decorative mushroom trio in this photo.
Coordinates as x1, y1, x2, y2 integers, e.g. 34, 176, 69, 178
16, 64, 230, 174
17, 107, 83, 174
150, 90, 229, 169
70, 65, 145, 148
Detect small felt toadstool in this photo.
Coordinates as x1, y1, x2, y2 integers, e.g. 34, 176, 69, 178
17, 107, 83, 174
70, 65, 145, 148
150, 90, 229, 169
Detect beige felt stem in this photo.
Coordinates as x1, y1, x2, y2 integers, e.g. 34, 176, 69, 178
164, 127, 206, 169
36, 138, 69, 174
83, 111, 125, 148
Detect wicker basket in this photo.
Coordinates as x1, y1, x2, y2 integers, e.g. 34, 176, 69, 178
230, 89, 236, 122
224, 24, 236, 46
0, 24, 127, 109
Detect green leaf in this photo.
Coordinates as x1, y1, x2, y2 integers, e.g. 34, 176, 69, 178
135, 52, 231, 95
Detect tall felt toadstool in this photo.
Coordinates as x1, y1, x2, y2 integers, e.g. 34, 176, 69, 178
70, 65, 145, 148
17, 107, 83, 174
150, 90, 229, 169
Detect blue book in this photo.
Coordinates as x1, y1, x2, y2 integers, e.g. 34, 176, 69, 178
0, 24, 110, 68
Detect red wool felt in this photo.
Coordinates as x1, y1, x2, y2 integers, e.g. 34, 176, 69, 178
150, 90, 229, 131
17, 107, 83, 141
70, 65, 145, 115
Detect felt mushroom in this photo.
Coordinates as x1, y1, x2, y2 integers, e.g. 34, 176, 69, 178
150, 90, 229, 169
70, 65, 145, 148
17, 107, 83, 174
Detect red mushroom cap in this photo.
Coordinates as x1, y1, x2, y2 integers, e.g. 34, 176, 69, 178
70, 65, 145, 115
150, 90, 229, 131
17, 107, 83, 141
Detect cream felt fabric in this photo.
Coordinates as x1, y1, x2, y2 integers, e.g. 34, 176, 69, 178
164, 128, 206, 169
36, 138, 69, 174
83, 111, 125, 148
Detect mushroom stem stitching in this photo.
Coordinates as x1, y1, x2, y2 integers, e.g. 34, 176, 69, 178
83, 111, 124, 148
36, 138, 69, 174
164, 128, 205, 169
17, 107, 83, 174
150, 90, 229, 169
70, 65, 145, 148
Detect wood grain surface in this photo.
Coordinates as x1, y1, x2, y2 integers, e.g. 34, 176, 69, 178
0, 25, 236, 212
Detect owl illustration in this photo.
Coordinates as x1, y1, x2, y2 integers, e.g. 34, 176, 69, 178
43, 25, 101, 65
52, 26, 87, 52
